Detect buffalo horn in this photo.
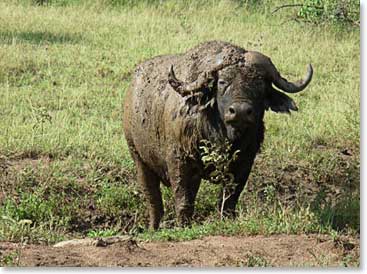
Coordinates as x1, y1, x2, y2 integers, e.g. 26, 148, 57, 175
245, 51, 313, 94
168, 65, 214, 96
270, 64, 313, 94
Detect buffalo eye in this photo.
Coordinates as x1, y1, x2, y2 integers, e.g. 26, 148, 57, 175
218, 79, 227, 86
217, 79, 229, 94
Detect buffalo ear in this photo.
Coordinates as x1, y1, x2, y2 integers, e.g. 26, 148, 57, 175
265, 87, 298, 114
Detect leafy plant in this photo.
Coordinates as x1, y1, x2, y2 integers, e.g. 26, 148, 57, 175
200, 139, 240, 220
298, 0, 359, 25
87, 228, 119, 238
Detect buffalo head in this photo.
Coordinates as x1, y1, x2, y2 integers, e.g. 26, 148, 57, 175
168, 50, 313, 141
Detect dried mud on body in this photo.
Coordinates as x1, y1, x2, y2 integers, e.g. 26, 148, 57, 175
0, 234, 359, 267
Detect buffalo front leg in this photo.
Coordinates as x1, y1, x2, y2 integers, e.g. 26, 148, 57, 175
169, 163, 201, 227
218, 160, 254, 218
135, 158, 163, 230
173, 178, 201, 227
218, 178, 246, 218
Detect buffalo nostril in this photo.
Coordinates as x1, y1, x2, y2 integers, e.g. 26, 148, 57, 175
228, 106, 236, 115
246, 108, 253, 116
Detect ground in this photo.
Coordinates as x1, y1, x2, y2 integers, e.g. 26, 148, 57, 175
0, 234, 359, 267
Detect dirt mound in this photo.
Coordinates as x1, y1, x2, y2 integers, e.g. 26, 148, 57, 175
0, 234, 359, 267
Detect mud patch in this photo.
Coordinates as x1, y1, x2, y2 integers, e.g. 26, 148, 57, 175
0, 234, 359, 267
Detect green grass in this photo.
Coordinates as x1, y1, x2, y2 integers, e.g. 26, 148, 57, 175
0, 250, 21, 267
0, 0, 359, 244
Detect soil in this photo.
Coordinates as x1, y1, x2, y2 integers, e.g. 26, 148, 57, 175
0, 234, 359, 267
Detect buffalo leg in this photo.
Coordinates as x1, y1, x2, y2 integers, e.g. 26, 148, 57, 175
218, 179, 246, 218
169, 163, 201, 226
174, 177, 201, 227
218, 160, 254, 218
135, 158, 163, 230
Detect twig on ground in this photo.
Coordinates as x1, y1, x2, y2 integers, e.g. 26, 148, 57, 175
272, 4, 323, 15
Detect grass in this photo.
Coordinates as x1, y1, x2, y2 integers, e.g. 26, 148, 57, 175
0, 250, 21, 267
0, 0, 360, 244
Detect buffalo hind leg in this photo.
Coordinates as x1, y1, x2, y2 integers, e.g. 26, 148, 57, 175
135, 158, 163, 230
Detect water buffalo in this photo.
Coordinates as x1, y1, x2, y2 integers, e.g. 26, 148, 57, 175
123, 41, 313, 229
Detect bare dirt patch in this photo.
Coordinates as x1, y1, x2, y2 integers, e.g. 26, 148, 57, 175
0, 234, 359, 267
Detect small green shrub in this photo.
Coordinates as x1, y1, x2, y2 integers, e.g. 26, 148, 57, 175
87, 228, 119, 238
96, 182, 143, 217
1, 193, 71, 226
200, 139, 240, 220
298, 0, 359, 25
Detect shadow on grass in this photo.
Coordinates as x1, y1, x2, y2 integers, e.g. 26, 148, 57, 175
0, 31, 83, 45
312, 190, 360, 232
